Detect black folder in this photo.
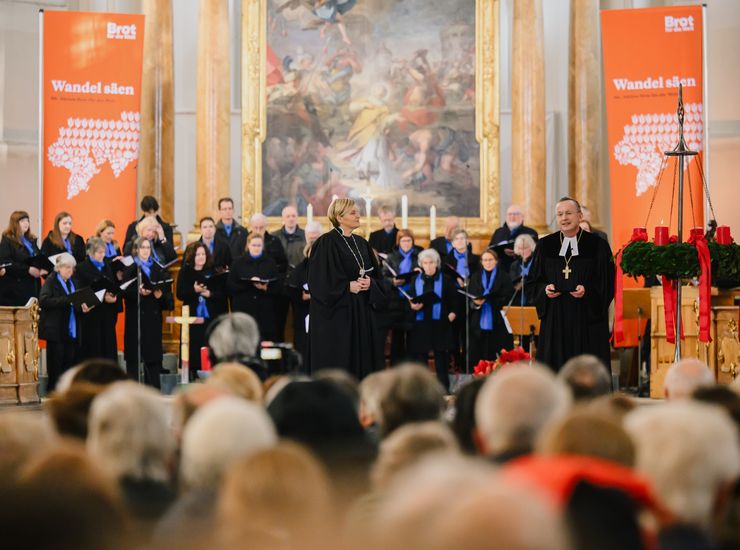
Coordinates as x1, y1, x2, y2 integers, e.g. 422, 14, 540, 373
25, 255, 55, 273
90, 277, 120, 294
410, 291, 442, 306
443, 263, 468, 280
240, 276, 277, 285
490, 240, 515, 258
67, 287, 100, 310
142, 278, 173, 292
110, 256, 135, 273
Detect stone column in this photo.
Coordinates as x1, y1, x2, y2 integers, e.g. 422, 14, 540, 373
196, 0, 230, 224
569, 0, 601, 223
139, 0, 174, 223
511, 0, 547, 233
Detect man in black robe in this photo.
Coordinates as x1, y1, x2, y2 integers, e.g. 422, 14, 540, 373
368, 205, 398, 255
530, 197, 614, 372
488, 204, 539, 273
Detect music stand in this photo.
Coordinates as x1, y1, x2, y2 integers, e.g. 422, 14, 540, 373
621, 289, 652, 396
503, 306, 540, 360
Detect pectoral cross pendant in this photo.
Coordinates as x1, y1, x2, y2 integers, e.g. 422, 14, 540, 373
359, 268, 366, 277
562, 265, 572, 280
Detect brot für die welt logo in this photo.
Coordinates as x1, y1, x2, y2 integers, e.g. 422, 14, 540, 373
665, 15, 694, 33
107, 22, 136, 40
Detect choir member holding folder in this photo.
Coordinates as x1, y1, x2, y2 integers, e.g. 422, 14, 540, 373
75, 238, 121, 363
406, 248, 458, 392
122, 237, 172, 388
41, 211, 86, 264
466, 248, 514, 368
177, 242, 229, 376
227, 233, 279, 342
0, 211, 45, 306
39, 253, 93, 392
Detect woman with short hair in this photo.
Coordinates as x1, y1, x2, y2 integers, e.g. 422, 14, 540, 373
123, 216, 177, 266
75, 237, 121, 362
0, 210, 44, 306
40, 211, 86, 263
510, 233, 537, 306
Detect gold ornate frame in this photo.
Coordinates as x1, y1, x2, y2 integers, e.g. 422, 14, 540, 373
241, 0, 499, 241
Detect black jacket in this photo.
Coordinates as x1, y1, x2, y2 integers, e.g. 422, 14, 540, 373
198, 237, 232, 271
124, 215, 174, 246
216, 220, 248, 260
39, 274, 81, 342
40, 232, 87, 264
0, 235, 42, 306
369, 226, 398, 255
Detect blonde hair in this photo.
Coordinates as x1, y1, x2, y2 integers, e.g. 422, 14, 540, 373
327, 198, 356, 228
135, 216, 159, 236
208, 363, 263, 403
94, 219, 115, 237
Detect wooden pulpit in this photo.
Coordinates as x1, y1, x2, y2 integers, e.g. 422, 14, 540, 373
0, 299, 41, 404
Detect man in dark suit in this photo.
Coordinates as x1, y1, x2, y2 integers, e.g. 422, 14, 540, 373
215, 197, 248, 259
368, 205, 398, 255
488, 204, 539, 273
198, 216, 232, 271
124, 196, 174, 247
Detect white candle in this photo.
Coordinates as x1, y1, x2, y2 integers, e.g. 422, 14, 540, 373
306, 203, 313, 225
430, 205, 436, 239
401, 195, 408, 229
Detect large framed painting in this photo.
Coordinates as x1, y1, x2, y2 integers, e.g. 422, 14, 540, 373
242, 0, 499, 238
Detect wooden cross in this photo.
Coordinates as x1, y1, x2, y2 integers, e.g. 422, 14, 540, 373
166, 305, 204, 384
562, 264, 572, 280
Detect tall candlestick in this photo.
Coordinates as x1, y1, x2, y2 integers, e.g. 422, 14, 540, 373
401, 195, 408, 229
654, 225, 669, 246
306, 203, 313, 225
716, 225, 732, 245
430, 206, 437, 239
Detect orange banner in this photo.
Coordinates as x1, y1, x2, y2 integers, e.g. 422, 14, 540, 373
42, 11, 144, 241
601, 6, 704, 346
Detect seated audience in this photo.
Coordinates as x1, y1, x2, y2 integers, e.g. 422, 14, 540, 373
71, 358, 127, 386
206, 362, 263, 403
206, 312, 265, 378
450, 377, 486, 455
358, 371, 392, 443
46, 382, 107, 440
663, 357, 716, 399
0, 412, 57, 480
557, 354, 612, 401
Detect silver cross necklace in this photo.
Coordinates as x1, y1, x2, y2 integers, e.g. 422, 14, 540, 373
335, 227, 368, 276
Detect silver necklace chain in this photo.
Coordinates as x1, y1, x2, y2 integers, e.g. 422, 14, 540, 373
335, 227, 367, 276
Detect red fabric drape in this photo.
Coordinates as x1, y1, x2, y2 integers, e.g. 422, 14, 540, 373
688, 233, 712, 343
613, 228, 648, 345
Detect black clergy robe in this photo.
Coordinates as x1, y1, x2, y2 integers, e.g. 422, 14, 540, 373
530, 229, 614, 372
307, 228, 386, 378
75, 258, 122, 363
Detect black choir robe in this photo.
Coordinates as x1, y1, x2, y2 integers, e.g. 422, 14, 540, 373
40, 232, 87, 264
307, 229, 386, 378
227, 254, 279, 342
488, 223, 539, 273
443, 250, 481, 285
124, 215, 174, 247
467, 267, 515, 365
383, 247, 421, 332
509, 257, 536, 307
530, 229, 614, 371
75, 258, 122, 362
0, 236, 42, 306
123, 238, 177, 267
407, 272, 457, 354
368, 226, 398, 255
286, 257, 310, 360
216, 220, 248, 260
198, 237, 232, 272
177, 265, 229, 374
39, 274, 82, 391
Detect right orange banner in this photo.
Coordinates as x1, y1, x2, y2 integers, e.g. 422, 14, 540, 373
601, 6, 705, 346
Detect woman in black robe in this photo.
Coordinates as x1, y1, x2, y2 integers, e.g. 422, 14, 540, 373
122, 237, 173, 388
407, 248, 458, 392
40, 211, 86, 264
227, 233, 279, 343
509, 233, 537, 307
177, 242, 229, 377
530, 197, 614, 371
0, 211, 45, 306
382, 228, 422, 364
307, 198, 386, 378
75, 238, 121, 362
467, 248, 514, 367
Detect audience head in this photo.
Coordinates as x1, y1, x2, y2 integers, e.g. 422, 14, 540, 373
207, 362, 263, 402
377, 363, 446, 438
692, 385, 740, 431
249, 213, 268, 235
180, 396, 277, 492
664, 358, 715, 400
505, 204, 524, 230
140, 195, 160, 215
71, 358, 128, 386
207, 312, 261, 365
217, 442, 333, 549
304, 220, 323, 243
218, 197, 236, 223
46, 382, 107, 440
558, 354, 612, 401
513, 233, 536, 261
87, 382, 175, 483
3, 210, 35, 242
451, 377, 487, 454
475, 365, 571, 458
86, 237, 106, 261
328, 198, 357, 229
183, 241, 213, 270
313, 368, 360, 411
94, 219, 116, 243
378, 205, 396, 231
359, 371, 392, 429
172, 382, 232, 438
372, 421, 460, 491
281, 205, 298, 231
199, 216, 217, 240
537, 409, 635, 467
0, 412, 57, 481
625, 401, 740, 528
586, 393, 637, 423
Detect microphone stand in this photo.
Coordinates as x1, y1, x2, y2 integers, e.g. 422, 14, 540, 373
464, 269, 470, 375
136, 261, 143, 384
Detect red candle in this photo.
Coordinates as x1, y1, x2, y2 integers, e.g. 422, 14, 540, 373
654, 225, 669, 245
690, 227, 704, 241
200, 346, 212, 371
716, 225, 733, 245
631, 227, 648, 241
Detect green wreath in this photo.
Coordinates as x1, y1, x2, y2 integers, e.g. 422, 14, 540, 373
708, 241, 740, 285
620, 241, 700, 279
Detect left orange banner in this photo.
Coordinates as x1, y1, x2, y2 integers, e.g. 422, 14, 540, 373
42, 11, 145, 241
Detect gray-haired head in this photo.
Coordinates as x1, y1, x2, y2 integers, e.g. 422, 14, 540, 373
417, 248, 441, 268
250, 213, 267, 225
208, 313, 260, 364
86, 237, 105, 257
54, 252, 76, 271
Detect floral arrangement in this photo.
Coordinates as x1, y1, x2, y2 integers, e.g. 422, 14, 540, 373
473, 347, 532, 378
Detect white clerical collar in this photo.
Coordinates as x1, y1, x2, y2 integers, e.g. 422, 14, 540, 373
559, 233, 579, 257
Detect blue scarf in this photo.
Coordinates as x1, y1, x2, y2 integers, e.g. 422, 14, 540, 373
196, 296, 210, 319
249, 252, 263, 260
63, 237, 72, 253
479, 267, 497, 331
21, 236, 35, 255
445, 239, 453, 253
415, 273, 442, 321
398, 247, 413, 274
205, 239, 215, 253
223, 223, 233, 238
454, 249, 469, 278
149, 240, 161, 263
105, 242, 117, 258
135, 256, 153, 279
56, 273, 77, 339
90, 258, 106, 271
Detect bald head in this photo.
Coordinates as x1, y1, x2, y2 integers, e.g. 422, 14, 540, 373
444, 217, 460, 239
664, 358, 715, 400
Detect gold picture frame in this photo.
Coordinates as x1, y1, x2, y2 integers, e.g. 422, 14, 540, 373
241, 0, 499, 241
